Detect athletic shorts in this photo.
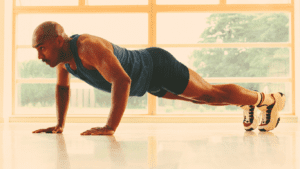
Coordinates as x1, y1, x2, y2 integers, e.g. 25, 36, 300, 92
146, 47, 190, 97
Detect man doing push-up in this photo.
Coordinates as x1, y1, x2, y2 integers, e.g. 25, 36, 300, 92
31, 21, 285, 135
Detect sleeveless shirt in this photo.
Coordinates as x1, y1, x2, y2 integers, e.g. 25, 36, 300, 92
65, 34, 153, 97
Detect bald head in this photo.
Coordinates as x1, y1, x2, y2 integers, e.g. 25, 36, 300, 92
32, 21, 66, 48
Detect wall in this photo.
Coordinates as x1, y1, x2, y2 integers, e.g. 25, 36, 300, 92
0, 0, 5, 123
295, 0, 300, 119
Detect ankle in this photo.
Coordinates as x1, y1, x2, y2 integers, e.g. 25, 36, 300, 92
254, 92, 263, 106
257, 93, 275, 107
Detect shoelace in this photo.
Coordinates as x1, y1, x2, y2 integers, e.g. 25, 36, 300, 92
243, 105, 255, 123
260, 104, 274, 124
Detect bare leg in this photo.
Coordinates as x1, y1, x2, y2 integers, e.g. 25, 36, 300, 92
178, 68, 258, 106
161, 92, 231, 106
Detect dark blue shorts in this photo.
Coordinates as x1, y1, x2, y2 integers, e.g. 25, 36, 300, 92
146, 47, 190, 97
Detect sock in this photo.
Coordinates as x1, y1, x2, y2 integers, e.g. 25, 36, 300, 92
256, 92, 275, 107
254, 92, 262, 106
239, 91, 261, 107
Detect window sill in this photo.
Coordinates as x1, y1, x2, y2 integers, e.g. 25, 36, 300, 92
8, 114, 298, 123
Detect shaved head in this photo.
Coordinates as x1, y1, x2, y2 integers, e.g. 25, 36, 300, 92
32, 21, 66, 48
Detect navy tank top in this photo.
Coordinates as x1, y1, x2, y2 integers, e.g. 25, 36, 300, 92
65, 34, 153, 97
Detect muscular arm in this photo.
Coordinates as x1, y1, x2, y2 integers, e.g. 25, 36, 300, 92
107, 76, 131, 131
32, 64, 70, 134
79, 35, 131, 132
56, 85, 70, 128
56, 63, 71, 128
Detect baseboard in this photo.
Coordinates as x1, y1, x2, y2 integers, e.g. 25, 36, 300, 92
9, 115, 298, 123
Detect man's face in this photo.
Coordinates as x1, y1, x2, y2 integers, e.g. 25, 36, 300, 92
33, 38, 61, 68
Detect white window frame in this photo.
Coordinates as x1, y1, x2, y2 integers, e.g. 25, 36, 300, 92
8, 0, 298, 123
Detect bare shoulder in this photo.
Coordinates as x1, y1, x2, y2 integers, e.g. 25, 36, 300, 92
76, 34, 114, 64
77, 34, 113, 53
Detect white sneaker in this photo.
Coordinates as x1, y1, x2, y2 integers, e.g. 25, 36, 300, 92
257, 92, 285, 132
241, 105, 261, 131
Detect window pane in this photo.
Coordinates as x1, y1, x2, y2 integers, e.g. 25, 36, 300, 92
163, 47, 290, 78
16, 0, 78, 6
87, 0, 148, 5
16, 48, 78, 78
16, 83, 148, 115
90, 87, 148, 115
157, 0, 219, 5
17, 14, 148, 45
227, 0, 291, 4
16, 47, 148, 114
16, 83, 56, 115
157, 82, 291, 114
157, 13, 290, 44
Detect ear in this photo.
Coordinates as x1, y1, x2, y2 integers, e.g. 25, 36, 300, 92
56, 36, 64, 48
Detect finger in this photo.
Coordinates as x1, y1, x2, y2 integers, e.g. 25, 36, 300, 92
86, 129, 95, 133
83, 130, 96, 135
32, 130, 41, 133
81, 127, 102, 135
91, 132, 102, 135
44, 129, 55, 133
33, 126, 56, 133
80, 131, 91, 135
33, 129, 47, 133
90, 128, 104, 135
45, 127, 56, 133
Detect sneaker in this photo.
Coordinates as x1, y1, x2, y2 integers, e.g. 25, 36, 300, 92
257, 92, 285, 132
241, 105, 261, 131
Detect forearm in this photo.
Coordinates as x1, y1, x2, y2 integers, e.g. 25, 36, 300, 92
56, 85, 70, 128
106, 80, 131, 131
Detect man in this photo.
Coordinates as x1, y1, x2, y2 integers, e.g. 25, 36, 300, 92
32, 21, 285, 135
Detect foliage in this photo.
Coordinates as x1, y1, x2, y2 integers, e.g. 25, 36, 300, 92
19, 60, 147, 108
19, 13, 290, 112
20, 84, 55, 107
187, 13, 289, 111
19, 60, 56, 78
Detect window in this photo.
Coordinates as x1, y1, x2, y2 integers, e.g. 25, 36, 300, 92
12, 0, 296, 116
16, 0, 78, 6
156, 0, 219, 5
86, 0, 148, 5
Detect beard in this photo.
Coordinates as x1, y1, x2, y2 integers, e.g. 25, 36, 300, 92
58, 47, 72, 65
58, 48, 67, 62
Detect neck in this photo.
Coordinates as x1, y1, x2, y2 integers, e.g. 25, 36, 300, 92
60, 37, 74, 64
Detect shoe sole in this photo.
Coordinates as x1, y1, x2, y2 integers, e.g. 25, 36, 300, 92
259, 118, 280, 132
258, 92, 285, 132
244, 107, 261, 131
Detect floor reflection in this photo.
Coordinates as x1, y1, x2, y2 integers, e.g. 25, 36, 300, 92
1, 123, 298, 169
243, 131, 287, 167
56, 134, 71, 169
81, 135, 148, 169
156, 131, 294, 169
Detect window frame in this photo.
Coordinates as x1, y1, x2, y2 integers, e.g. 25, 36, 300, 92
12, 0, 296, 116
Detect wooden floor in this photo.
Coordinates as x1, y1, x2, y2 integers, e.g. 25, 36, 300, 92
1, 122, 300, 169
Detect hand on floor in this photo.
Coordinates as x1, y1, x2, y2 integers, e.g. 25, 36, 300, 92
32, 125, 64, 134
81, 125, 115, 135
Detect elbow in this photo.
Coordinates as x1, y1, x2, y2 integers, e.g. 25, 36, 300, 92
124, 77, 132, 85
116, 77, 131, 86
